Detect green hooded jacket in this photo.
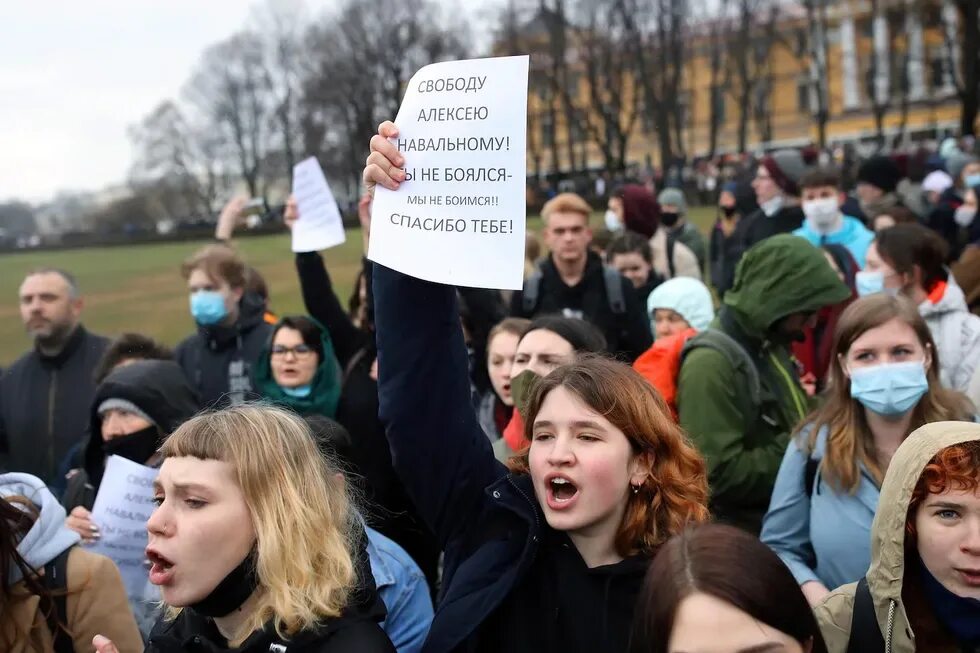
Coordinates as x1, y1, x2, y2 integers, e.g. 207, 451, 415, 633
255, 316, 342, 418
677, 234, 850, 533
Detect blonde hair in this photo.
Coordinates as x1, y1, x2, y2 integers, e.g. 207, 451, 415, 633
159, 404, 357, 645
180, 244, 247, 289
541, 192, 591, 224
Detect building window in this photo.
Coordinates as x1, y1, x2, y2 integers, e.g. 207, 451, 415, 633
711, 86, 726, 124
676, 92, 690, 128
797, 78, 811, 112
541, 114, 554, 148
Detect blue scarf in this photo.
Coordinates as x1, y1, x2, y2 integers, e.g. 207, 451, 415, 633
919, 557, 980, 646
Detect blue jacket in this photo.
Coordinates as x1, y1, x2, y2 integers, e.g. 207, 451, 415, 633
760, 426, 879, 591
792, 215, 875, 267
367, 527, 433, 653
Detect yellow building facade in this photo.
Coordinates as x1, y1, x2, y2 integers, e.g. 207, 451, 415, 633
525, 0, 970, 175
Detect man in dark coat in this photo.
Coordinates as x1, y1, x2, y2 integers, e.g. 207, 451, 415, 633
0, 268, 109, 490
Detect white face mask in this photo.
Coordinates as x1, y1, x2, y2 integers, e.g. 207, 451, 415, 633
802, 197, 842, 234
604, 210, 623, 231
954, 205, 977, 228
760, 195, 784, 217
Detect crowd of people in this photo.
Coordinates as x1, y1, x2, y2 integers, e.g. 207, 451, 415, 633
0, 118, 979, 653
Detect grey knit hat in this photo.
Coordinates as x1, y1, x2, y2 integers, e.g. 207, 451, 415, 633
97, 398, 155, 426
657, 188, 687, 213
762, 149, 809, 196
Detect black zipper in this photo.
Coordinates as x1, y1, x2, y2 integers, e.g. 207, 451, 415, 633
506, 476, 541, 537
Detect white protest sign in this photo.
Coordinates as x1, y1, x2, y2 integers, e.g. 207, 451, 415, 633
369, 55, 529, 290
292, 156, 346, 252
89, 455, 157, 602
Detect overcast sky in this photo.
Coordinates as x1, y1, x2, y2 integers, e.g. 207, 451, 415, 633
0, 0, 480, 204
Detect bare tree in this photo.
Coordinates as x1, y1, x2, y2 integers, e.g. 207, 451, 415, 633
725, 0, 780, 153
185, 31, 275, 198
943, 0, 980, 136
801, 0, 831, 149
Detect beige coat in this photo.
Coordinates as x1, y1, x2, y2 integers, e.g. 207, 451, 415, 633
814, 421, 980, 653
4, 547, 144, 653
649, 228, 702, 281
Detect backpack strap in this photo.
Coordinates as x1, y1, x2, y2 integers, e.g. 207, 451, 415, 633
601, 266, 627, 315
681, 328, 761, 414
846, 577, 886, 653
40, 547, 73, 653
521, 267, 543, 315
666, 232, 678, 278
804, 455, 820, 497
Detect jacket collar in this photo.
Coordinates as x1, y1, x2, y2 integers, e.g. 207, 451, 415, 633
36, 324, 87, 368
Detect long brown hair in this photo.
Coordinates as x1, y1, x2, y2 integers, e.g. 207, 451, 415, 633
630, 523, 828, 653
509, 355, 709, 557
799, 294, 974, 492
1, 496, 70, 651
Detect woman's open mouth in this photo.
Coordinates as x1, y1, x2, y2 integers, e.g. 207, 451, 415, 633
146, 548, 176, 586
546, 475, 579, 510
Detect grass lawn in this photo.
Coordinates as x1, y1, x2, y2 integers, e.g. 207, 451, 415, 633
0, 207, 717, 366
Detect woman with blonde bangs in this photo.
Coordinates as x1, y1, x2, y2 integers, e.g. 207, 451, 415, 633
94, 404, 394, 653
762, 294, 974, 608
364, 120, 709, 653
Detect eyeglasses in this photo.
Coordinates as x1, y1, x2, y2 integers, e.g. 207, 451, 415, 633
271, 344, 315, 357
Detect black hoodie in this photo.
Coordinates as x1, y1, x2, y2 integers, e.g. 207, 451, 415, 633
174, 292, 273, 408
62, 359, 200, 512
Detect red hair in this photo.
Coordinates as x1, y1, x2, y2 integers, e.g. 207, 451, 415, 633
906, 441, 980, 537
508, 355, 709, 557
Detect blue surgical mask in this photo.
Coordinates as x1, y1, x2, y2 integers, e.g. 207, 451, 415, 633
964, 173, 980, 189
855, 270, 901, 298
281, 384, 312, 398
604, 210, 623, 231
190, 290, 228, 326
849, 361, 929, 417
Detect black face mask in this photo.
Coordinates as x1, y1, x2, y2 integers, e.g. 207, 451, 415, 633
720, 205, 737, 218
660, 212, 680, 227
191, 548, 259, 617
103, 425, 160, 464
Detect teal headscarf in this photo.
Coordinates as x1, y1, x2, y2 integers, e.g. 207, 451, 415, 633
255, 316, 342, 418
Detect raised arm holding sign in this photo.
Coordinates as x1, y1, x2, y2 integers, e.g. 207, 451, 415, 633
367, 55, 530, 290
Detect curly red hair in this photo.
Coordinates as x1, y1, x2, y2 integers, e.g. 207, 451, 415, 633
508, 355, 710, 557
907, 441, 980, 536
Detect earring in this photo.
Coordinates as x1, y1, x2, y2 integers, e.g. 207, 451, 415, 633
631, 484, 640, 495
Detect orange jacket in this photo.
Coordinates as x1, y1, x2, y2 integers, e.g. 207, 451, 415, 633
632, 327, 699, 419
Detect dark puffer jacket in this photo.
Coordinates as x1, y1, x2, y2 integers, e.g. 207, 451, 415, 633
174, 292, 273, 408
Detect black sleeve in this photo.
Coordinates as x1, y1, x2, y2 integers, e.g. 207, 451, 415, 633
458, 288, 507, 394
617, 278, 653, 363
294, 252, 367, 368
509, 288, 528, 318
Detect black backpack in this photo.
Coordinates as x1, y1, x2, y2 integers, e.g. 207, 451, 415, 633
40, 547, 73, 653
521, 263, 626, 316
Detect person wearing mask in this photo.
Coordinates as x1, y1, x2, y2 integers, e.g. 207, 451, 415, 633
861, 224, 980, 394
792, 244, 859, 395
814, 422, 980, 652
477, 318, 530, 442
633, 277, 715, 420
710, 180, 758, 295
630, 523, 829, 653
61, 359, 200, 635
741, 149, 810, 250
94, 405, 394, 653
1, 473, 143, 653
607, 184, 701, 281
285, 195, 440, 593
677, 235, 851, 533
928, 152, 980, 260
793, 167, 875, 266
761, 295, 975, 607
656, 188, 707, 272
605, 232, 663, 305
174, 245, 273, 407
307, 415, 433, 653
853, 155, 905, 223
254, 316, 342, 419
492, 316, 608, 462
511, 192, 652, 360
0, 268, 110, 491
364, 121, 711, 652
